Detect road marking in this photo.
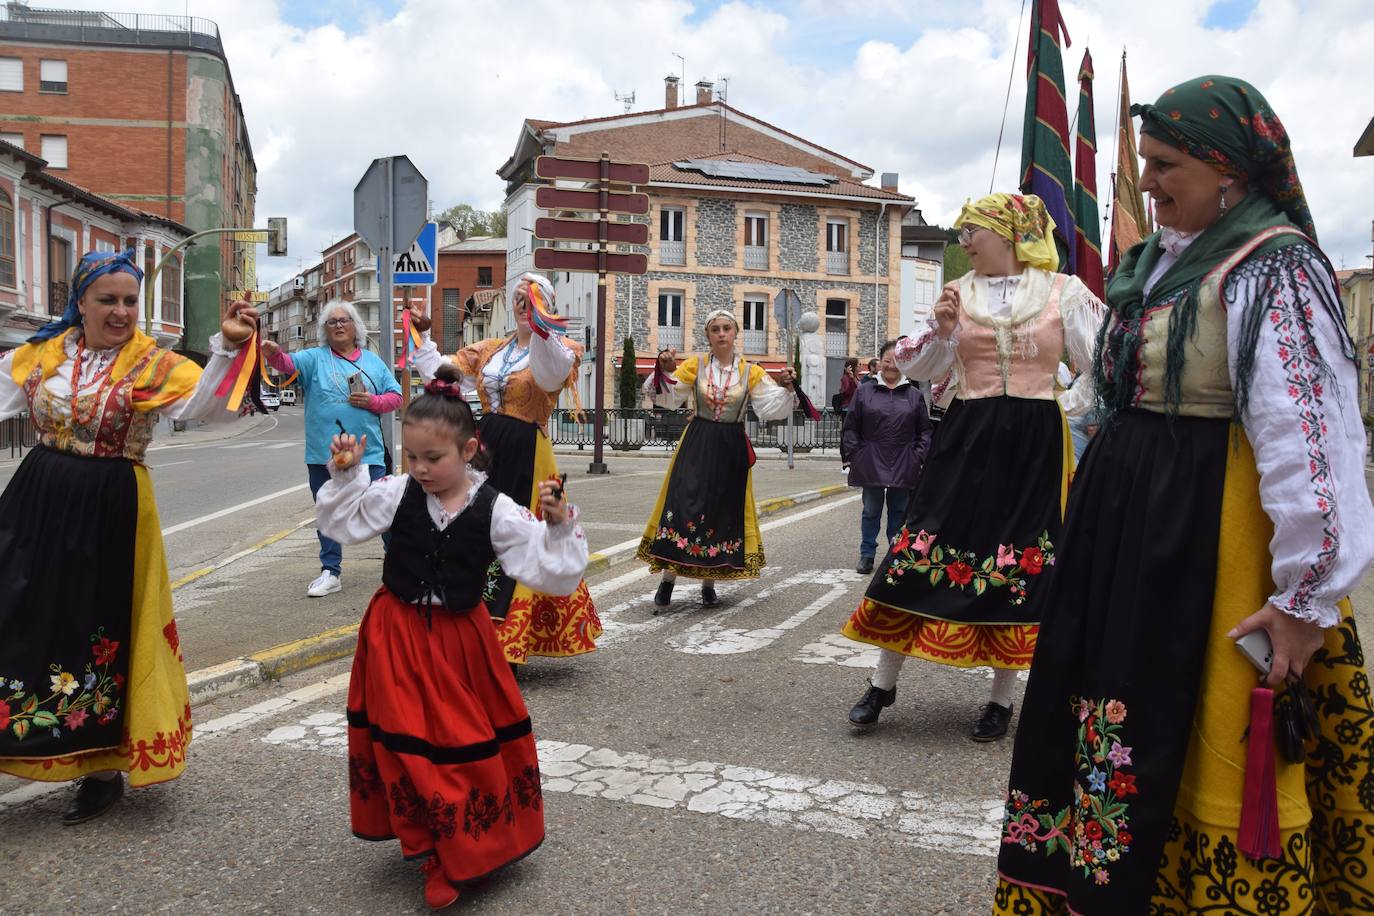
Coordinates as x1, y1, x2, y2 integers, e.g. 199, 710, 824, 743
150, 460, 193, 470
259, 716, 1002, 858
160, 483, 311, 537
145, 414, 280, 451
588, 566, 655, 601
668, 569, 863, 655
169, 516, 316, 590
792, 635, 1030, 683
261, 441, 302, 450
758, 494, 859, 532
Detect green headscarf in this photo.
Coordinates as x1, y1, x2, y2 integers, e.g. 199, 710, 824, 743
1095, 75, 1339, 419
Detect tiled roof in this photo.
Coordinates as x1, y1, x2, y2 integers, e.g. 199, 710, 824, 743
648, 153, 911, 202
440, 236, 507, 253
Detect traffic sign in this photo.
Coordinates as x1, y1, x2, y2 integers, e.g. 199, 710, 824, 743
774, 289, 802, 329
534, 217, 649, 245
535, 155, 649, 185
534, 248, 647, 275
230, 230, 270, 244
227, 289, 269, 303
388, 221, 438, 285
535, 186, 649, 215
354, 155, 428, 252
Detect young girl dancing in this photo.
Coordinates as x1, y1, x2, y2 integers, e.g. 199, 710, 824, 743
316, 366, 589, 909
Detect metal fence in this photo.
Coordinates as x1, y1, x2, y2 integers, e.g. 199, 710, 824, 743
0, 8, 224, 55
546, 407, 849, 452
0, 413, 38, 459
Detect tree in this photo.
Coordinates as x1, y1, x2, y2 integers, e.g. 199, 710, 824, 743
434, 203, 508, 239
941, 227, 972, 279
618, 337, 639, 408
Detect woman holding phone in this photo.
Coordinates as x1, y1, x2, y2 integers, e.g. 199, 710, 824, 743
263, 300, 402, 597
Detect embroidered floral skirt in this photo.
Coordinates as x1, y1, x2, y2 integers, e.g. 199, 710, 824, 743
995, 412, 1374, 913
347, 586, 545, 886
843, 395, 1070, 669
0, 445, 191, 785
636, 416, 764, 580
478, 413, 601, 664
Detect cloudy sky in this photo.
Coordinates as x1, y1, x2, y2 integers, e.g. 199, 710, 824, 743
72, 0, 1374, 285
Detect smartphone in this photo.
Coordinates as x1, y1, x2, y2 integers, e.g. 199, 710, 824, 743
1234, 629, 1274, 675
347, 372, 366, 395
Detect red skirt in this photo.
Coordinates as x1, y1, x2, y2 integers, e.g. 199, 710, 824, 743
346, 587, 544, 888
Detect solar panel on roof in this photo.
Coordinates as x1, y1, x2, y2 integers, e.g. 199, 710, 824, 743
672, 159, 838, 186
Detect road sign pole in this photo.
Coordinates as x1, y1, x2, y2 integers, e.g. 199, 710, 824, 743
378, 157, 396, 470
784, 320, 795, 470
589, 150, 610, 475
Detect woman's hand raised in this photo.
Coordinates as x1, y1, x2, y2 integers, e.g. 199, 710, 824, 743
933, 283, 960, 340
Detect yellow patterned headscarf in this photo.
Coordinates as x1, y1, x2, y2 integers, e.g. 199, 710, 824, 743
954, 193, 1061, 272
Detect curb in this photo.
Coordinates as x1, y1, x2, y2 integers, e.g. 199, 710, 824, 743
184, 481, 853, 708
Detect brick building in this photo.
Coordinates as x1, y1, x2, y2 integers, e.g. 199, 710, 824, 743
0, 138, 190, 350
433, 235, 506, 351
498, 76, 913, 408
0, 5, 256, 357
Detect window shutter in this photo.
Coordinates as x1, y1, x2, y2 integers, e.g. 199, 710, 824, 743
0, 59, 22, 92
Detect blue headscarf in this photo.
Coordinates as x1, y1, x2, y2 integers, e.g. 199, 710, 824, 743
29, 249, 145, 343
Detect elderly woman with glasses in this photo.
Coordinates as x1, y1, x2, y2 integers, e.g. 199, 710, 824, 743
994, 76, 1374, 915
841, 193, 1105, 742
0, 250, 257, 823
264, 300, 402, 597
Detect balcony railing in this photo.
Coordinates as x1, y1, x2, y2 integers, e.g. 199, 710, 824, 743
660, 239, 685, 265
0, 8, 225, 56
825, 331, 848, 358
744, 245, 768, 270
826, 249, 849, 275
741, 328, 766, 354
48, 281, 69, 316
657, 325, 684, 350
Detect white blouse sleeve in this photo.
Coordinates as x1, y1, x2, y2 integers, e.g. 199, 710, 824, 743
1057, 277, 1107, 417
643, 364, 692, 409
1226, 247, 1374, 627
749, 368, 798, 422
315, 461, 407, 545
162, 334, 250, 423
0, 351, 25, 421
529, 332, 576, 393
488, 493, 589, 596
895, 326, 958, 383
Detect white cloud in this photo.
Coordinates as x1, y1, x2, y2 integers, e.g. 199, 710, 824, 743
66, 0, 1374, 282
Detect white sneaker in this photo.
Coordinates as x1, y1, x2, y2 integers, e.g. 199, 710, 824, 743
307, 571, 341, 597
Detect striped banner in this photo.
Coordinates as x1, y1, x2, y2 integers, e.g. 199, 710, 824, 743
1019, 0, 1076, 273
1072, 49, 1105, 299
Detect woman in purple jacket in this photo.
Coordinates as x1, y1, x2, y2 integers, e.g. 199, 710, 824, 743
844, 339, 933, 575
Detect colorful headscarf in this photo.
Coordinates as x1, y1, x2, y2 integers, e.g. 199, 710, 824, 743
702, 308, 738, 329
1131, 75, 1315, 240
29, 249, 144, 343
953, 193, 1061, 272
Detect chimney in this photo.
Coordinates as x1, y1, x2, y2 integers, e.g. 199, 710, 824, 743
665, 75, 680, 109
695, 79, 714, 105
880, 172, 899, 192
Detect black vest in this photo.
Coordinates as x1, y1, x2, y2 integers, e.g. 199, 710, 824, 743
382, 478, 498, 612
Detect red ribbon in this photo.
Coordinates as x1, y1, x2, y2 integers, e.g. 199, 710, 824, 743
424, 379, 464, 399
1238, 686, 1281, 859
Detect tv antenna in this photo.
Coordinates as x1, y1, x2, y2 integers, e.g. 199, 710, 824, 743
672, 52, 685, 88
614, 90, 635, 113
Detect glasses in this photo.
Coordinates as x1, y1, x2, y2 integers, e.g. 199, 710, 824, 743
325, 317, 354, 327
957, 225, 983, 246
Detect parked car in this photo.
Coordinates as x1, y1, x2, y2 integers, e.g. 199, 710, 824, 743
280, 388, 296, 406
260, 388, 280, 411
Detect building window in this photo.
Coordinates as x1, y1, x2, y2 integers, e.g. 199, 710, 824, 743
477, 266, 492, 287
660, 207, 685, 265
741, 294, 767, 354
0, 58, 21, 93
0, 188, 13, 288
825, 298, 849, 357
161, 255, 181, 324
40, 135, 67, 169
826, 220, 849, 275
442, 288, 462, 352
39, 60, 67, 94
48, 236, 72, 315
0, 132, 22, 150
93, 237, 116, 254
744, 212, 768, 270
657, 291, 684, 350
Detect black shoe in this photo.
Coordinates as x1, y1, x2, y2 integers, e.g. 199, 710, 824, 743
653, 580, 675, 607
848, 680, 896, 726
971, 702, 1014, 742
856, 557, 874, 575
63, 775, 124, 826
701, 582, 718, 606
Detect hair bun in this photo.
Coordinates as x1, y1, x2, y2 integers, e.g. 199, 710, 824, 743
424, 378, 465, 399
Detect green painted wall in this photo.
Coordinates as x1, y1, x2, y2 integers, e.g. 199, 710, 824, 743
182, 56, 229, 355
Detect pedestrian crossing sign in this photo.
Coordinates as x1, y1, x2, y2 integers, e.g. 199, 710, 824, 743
389, 221, 437, 285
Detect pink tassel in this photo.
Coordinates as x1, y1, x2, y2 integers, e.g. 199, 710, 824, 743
1238, 686, 1281, 859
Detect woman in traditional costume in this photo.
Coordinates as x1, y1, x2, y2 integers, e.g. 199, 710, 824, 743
318, 374, 587, 909
0, 250, 258, 823
995, 76, 1374, 914
410, 272, 600, 665
637, 308, 798, 607
841, 193, 1104, 741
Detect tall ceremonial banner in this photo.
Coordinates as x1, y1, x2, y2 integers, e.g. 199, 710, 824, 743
1072, 49, 1105, 299
1019, 0, 1076, 273
1109, 51, 1152, 272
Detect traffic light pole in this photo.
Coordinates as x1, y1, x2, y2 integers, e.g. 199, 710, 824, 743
141, 223, 286, 336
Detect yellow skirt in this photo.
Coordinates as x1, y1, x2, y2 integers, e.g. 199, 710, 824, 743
496, 432, 602, 665
0, 465, 192, 786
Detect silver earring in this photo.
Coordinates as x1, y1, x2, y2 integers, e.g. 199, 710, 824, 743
1218, 185, 1229, 216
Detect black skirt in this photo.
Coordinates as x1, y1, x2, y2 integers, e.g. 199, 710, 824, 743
0, 446, 137, 757
473, 412, 537, 620
862, 396, 1066, 626
996, 410, 1231, 912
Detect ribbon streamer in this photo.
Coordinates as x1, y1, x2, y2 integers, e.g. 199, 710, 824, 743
526, 282, 569, 340
215, 329, 263, 412
792, 382, 821, 421
1238, 686, 1281, 859
396, 309, 425, 369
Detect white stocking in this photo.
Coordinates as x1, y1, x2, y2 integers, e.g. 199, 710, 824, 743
871, 649, 907, 691
989, 668, 1018, 708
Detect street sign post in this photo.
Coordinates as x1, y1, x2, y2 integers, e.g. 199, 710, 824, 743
355, 156, 428, 471
532, 152, 650, 474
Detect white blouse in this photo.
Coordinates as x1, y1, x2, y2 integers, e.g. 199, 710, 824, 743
894, 272, 1104, 416
0, 332, 244, 423
410, 332, 575, 412
642, 353, 798, 422
315, 462, 589, 599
